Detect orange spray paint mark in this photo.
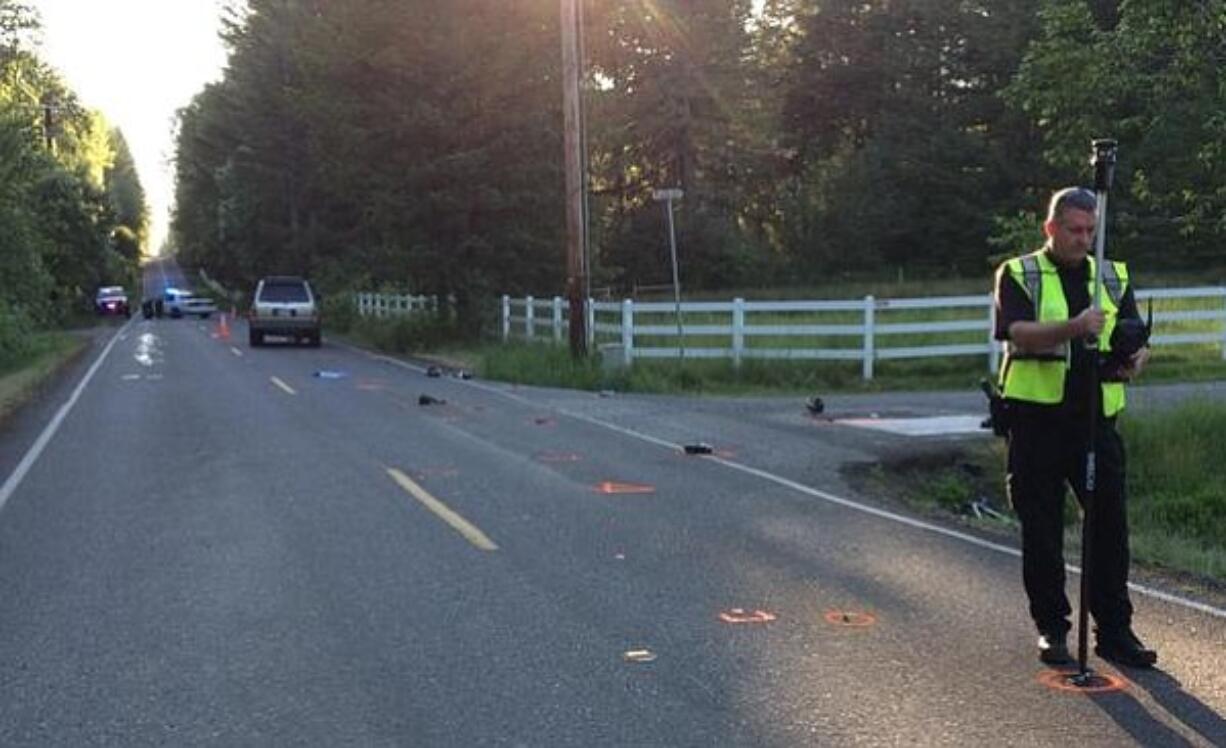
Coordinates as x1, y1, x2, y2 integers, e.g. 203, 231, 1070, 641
594, 481, 656, 495
1037, 669, 1128, 694
824, 610, 877, 628
719, 608, 777, 624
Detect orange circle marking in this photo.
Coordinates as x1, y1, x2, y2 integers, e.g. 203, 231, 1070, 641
719, 608, 777, 624
824, 610, 877, 627
1037, 669, 1128, 694
595, 481, 655, 495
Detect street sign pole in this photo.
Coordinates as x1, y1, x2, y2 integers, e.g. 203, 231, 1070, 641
653, 188, 685, 360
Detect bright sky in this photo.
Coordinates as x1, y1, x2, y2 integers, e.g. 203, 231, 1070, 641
33, 1, 229, 255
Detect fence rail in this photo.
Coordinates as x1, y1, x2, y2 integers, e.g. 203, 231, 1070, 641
500, 287, 1226, 380
356, 292, 439, 318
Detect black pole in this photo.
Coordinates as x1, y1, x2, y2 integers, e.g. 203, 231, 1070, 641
1073, 138, 1117, 684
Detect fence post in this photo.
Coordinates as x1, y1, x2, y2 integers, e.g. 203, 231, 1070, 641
862, 295, 875, 380
732, 297, 745, 368
988, 294, 1000, 375
621, 299, 634, 366
1221, 288, 1226, 360
552, 296, 564, 343
525, 295, 535, 340
501, 295, 510, 341
586, 297, 595, 351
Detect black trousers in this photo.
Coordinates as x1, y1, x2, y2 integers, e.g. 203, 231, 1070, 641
1006, 406, 1134, 636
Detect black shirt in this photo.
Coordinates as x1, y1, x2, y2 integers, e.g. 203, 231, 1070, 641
994, 250, 1139, 416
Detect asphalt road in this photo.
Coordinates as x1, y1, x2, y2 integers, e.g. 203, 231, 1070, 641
0, 264, 1222, 746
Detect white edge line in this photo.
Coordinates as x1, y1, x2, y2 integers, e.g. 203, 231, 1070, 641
340, 342, 1226, 619
0, 320, 132, 513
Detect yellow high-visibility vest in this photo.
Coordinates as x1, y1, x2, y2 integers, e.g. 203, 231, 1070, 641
996, 249, 1127, 417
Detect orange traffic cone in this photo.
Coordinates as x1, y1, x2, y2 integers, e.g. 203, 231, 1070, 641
217, 312, 231, 340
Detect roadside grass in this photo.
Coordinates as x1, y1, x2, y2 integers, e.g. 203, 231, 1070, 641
0, 332, 88, 422
849, 403, 1226, 584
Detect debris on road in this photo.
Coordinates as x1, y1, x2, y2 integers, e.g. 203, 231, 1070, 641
419, 394, 447, 406
683, 442, 714, 455
426, 366, 442, 378
806, 396, 825, 415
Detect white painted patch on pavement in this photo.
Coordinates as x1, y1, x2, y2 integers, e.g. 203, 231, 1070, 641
230, 347, 243, 357
836, 414, 989, 437
270, 376, 296, 396
0, 320, 132, 514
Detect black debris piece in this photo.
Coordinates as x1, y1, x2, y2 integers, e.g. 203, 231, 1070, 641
426, 366, 442, 378
419, 394, 446, 406
806, 396, 825, 415
683, 443, 714, 455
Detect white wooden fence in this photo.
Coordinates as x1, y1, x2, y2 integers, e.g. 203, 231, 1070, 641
356, 292, 438, 318
500, 288, 1226, 380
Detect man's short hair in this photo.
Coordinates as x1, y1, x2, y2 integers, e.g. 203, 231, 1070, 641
1047, 187, 1097, 223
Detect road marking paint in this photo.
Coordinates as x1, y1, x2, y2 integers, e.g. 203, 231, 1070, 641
824, 610, 877, 628
836, 414, 988, 437
1, 319, 133, 513
146, 374, 164, 381
1037, 669, 1128, 694
337, 342, 1226, 620
121, 374, 141, 381
270, 376, 296, 395
719, 609, 777, 624
594, 481, 655, 495
386, 467, 498, 551
230, 347, 243, 357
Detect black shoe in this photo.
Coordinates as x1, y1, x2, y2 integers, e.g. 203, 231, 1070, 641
1095, 628, 1158, 668
1038, 632, 1073, 665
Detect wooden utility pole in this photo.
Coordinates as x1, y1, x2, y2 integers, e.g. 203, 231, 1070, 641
561, 0, 587, 356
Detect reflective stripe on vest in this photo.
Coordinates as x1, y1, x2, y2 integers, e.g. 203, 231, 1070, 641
998, 251, 1128, 416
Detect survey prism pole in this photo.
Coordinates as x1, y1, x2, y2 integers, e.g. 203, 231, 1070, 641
1073, 138, 1117, 684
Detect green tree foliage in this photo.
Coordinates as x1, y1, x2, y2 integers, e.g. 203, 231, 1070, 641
104, 128, 148, 255
170, 0, 1226, 312
1005, 1, 1226, 270
780, 0, 1043, 277
0, 1, 143, 353
173, 0, 564, 328
584, 0, 778, 289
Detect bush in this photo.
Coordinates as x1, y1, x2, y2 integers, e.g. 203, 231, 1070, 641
356, 313, 468, 355
321, 293, 359, 334
0, 300, 35, 368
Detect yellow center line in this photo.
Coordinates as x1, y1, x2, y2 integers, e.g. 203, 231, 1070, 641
385, 467, 498, 552
270, 376, 296, 395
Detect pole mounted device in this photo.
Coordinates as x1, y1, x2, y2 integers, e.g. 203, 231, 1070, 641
1070, 138, 1117, 687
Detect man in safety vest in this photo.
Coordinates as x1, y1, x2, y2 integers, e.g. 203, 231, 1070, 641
993, 186, 1157, 668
